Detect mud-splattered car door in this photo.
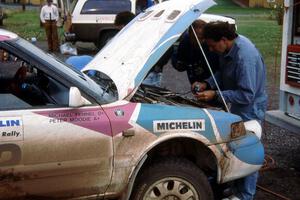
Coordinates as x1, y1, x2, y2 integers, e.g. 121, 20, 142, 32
0, 42, 114, 198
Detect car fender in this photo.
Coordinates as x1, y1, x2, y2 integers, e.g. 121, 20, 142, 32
120, 132, 216, 200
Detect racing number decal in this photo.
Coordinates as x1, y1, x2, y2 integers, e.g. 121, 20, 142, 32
0, 144, 21, 166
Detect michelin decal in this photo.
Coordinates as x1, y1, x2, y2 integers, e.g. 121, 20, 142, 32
153, 119, 205, 133
0, 117, 23, 142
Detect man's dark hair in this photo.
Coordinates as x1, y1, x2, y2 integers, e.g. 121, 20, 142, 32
114, 11, 135, 27
203, 21, 237, 41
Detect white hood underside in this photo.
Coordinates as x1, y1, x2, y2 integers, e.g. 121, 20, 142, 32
83, 0, 216, 100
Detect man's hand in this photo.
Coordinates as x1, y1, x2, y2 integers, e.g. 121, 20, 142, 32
191, 81, 207, 94
194, 90, 216, 102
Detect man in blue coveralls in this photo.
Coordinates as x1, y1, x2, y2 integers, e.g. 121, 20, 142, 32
193, 21, 267, 200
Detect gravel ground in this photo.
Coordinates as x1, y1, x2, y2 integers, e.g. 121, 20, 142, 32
36, 40, 300, 200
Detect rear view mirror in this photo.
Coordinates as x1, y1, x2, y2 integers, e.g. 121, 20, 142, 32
69, 87, 85, 107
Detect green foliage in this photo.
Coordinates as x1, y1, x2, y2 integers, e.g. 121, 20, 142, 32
2, 9, 64, 41
4, 10, 44, 39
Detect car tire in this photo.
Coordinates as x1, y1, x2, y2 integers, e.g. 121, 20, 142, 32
96, 30, 118, 50
130, 158, 213, 200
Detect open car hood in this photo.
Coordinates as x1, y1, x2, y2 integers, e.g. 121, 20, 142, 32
83, 0, 216, 100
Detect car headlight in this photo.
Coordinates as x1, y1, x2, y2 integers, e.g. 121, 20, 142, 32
231, 121, 246, 139
244, 120, 262, 139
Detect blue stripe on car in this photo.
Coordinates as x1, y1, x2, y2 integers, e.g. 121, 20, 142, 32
136, 104, 218, 143
206, 110, 241, 140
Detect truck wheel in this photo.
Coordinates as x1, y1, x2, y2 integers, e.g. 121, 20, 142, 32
130, 158, 213, 200
96, 30, 118, 50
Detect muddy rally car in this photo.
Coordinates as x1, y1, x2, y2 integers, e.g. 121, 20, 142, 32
0, 0, 264, 199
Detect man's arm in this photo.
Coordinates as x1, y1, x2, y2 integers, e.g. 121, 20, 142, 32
40, 7, 45, 23
204, 71, 222, 89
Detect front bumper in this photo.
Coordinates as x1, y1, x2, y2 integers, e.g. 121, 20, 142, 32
244, 120, 262, 139
219, 133, 264, 183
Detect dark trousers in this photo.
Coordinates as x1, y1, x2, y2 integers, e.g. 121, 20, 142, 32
44, 20, 59, 52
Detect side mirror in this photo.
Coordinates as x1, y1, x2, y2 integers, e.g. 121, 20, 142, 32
69, 87, 85, 107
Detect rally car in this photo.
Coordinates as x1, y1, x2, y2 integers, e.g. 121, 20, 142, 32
0, 0, 264, 199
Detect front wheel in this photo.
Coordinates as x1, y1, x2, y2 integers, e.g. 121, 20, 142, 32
130, 158, 213, 200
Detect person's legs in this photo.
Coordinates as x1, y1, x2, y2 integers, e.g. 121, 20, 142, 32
51, 22, 59, 52
44, 21, 53, 51
234, 171, 258, 200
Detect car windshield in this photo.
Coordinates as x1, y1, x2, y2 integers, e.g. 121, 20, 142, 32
83, 70, 118, 102
12, 38, 117, 104
81, 0, 131, 14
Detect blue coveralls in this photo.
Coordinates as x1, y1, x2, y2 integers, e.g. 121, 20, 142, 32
206, 35, 267, 200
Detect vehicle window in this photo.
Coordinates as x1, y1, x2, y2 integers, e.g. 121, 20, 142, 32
0, 49, 69, 110
81, 0, 131, 15
83, 70, 118, 102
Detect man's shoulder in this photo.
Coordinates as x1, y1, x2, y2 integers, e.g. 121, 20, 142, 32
236, 35, 254, 48
235, 35, 258, 56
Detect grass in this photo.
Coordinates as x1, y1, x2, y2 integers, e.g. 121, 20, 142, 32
4, 9, 44, 39
3, 9, 64, 41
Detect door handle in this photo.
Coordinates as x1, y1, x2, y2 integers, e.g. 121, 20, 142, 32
122, 129, 135, 137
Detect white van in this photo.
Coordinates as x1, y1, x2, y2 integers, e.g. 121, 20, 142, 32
64, 0, 163, 49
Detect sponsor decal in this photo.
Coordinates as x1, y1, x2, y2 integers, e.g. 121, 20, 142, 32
0, 117, 23, 142
153, 119, 205, 132
35, 103, 137, 136
35, 109, 112, 136
46, 110, 105, 124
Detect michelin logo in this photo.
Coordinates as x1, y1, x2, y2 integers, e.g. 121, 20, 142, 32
153, 119, 205, 133
0, 117, 23, 142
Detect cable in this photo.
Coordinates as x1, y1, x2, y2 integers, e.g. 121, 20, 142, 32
257, 185, 291, 200
191, 25, 230, 113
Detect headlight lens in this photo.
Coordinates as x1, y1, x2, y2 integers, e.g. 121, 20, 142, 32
231, 121, 246, 139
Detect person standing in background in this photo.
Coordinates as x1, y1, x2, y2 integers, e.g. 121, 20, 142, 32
40, 0, 59, 52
